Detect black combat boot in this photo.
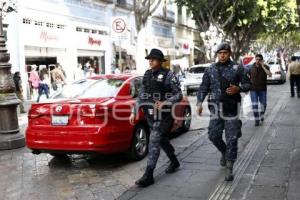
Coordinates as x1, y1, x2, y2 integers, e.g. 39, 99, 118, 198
135, 167, 154, 187
220, 152, 226, 167
225, 161, 234, 181
165, 155, 180, 174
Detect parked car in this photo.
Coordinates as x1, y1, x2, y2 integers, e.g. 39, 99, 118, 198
182, 63, 211, 95
26, 74, 191, 160
267, 63, 286, 84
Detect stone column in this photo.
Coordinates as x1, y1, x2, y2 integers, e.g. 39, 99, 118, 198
0, 15, 25, 149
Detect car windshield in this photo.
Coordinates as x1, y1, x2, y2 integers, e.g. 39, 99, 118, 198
51, 79, 124, 99
269, 64, 281, 70
188, 67, 206, 73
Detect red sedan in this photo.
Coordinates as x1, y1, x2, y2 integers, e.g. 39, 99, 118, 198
26, 74, 191, 160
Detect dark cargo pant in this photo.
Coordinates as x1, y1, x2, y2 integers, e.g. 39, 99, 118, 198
146, 114, 175, 170
208, 105, 240, 161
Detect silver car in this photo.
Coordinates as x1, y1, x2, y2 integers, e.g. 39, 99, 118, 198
182, 63, 211, 95
267, 63, 286, 84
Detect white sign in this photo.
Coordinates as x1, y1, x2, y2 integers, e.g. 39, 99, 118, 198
111, 17, 128, 39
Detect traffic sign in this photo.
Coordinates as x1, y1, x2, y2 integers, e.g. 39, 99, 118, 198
242, 56, 255, 68
111, 17, 128, 40
112, 18, 126, 34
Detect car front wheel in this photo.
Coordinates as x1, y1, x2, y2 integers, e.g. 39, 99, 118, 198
179, 106, 192, 133
128, 123, 149, 161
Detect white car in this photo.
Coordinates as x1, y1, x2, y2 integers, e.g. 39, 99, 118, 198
267, 63, 286, 84
182, 63, 211, 95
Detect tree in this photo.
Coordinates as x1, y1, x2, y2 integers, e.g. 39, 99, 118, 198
133, 0, 162, 73
133, 0, 162, 32
175, 0, 299, 60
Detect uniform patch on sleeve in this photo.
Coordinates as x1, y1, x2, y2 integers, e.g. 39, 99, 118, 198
171, 76, 176, 82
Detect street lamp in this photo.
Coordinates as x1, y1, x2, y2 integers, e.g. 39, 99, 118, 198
0, 0, 25, 149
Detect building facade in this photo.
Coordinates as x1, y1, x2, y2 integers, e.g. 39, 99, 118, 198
6, 0, 136, 99
4, 0, 202, 99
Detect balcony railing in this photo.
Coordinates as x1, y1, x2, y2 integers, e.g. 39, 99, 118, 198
153, 7, 175, 23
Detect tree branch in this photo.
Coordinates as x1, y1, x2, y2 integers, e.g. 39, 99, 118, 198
149, 0, 162, 15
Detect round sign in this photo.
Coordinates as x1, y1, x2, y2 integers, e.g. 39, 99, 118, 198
242, 56, 255, 66
112, 18, 126, 34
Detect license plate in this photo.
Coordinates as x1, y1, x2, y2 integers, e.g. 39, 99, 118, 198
52, 115, 69, 126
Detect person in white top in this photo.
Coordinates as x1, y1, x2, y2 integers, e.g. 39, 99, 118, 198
114, 66, 121, 74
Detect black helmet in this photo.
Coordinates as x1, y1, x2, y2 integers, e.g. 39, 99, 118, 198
145, 48, 167, 62
216, 43, 231, 53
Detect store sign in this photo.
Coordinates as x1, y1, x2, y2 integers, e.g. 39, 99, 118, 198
40, 31, 59, 43
182, 43, 190, 54
88, 37, 101, 46
183, 43, 189, 50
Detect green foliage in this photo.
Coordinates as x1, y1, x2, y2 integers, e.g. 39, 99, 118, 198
175, 0, 299, 59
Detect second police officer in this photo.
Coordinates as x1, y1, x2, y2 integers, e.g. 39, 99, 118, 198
129, 49, 183, 187
196, 43, 251, 181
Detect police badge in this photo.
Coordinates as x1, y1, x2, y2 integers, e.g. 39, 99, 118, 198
157, 74, 164, 82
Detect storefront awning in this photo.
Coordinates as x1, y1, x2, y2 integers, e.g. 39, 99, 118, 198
77, 49, 105, 57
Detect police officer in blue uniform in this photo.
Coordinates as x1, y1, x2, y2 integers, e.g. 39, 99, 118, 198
129, 49, 183, 187
197, 43, 251, 181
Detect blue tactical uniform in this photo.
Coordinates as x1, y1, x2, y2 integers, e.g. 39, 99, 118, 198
197, 60, 251, 162
134, 67, 183, 169
133, 50, 183, 187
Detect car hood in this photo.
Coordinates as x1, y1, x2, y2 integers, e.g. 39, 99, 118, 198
34, 97, 113, 105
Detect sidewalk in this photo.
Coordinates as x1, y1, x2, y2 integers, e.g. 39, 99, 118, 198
118, 90, 300, 200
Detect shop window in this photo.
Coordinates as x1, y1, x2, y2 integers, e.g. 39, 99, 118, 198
92, 29, 97, 34
76, 27, 83, 32
84, 28, 90, 33
23, 18, 31, 24
57, 24, 65, 29
46, 23, 54, 28
98, 30, 107, 35
35, 21, 43, 26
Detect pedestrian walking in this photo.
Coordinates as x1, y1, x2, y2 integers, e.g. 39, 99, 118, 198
196, 43, 251, 181
51, 64, 66, 91
37, 68, 50, 102
13, 72, 26, 113
129, 48, 183, 187
124, 66, 131, 74
114, 66, 121, 74
28, 65, 40, 99
248, 54, 272, 126
287, 56, 300, 97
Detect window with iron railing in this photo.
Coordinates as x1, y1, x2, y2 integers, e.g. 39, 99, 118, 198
46, 23, 54, 28
23, 18, 31, 24
117, 0, 126, 4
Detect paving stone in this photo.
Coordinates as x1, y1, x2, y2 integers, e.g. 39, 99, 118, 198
245, 185, 286, 200
175, 181, 217, 200
156, 169, 194, 187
